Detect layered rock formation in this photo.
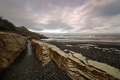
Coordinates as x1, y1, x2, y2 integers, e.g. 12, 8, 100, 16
0, 32, 27, 72
32, 40, 120, 80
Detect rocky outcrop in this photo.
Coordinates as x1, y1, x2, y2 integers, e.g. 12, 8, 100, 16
32, 40, 120, 80
0, 32, 27, 72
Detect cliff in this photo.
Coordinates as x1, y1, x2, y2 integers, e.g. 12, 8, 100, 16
0, 32, 27, 72
31, 40, 120, 80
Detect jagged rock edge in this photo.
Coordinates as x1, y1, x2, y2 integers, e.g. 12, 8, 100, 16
31, 40, 119, 80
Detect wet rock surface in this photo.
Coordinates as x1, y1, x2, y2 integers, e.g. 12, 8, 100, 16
0, 42, 71, 80
0, 32, 27, 72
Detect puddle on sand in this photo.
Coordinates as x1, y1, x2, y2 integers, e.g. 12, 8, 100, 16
27, 42, 32, 56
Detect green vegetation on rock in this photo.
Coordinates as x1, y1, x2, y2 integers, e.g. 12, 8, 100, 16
0, 16, 47, 39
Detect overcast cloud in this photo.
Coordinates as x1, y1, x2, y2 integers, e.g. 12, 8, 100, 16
0, 0, 120, 33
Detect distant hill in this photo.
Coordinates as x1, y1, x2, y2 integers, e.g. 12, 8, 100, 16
0, 18, 16, 31
0, 16, 47, 39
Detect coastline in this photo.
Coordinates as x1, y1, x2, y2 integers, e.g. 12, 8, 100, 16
32, 40, 120, 80
43, 40, 120, 69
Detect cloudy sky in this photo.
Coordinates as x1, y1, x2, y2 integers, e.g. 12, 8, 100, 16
0, 0, 120, 34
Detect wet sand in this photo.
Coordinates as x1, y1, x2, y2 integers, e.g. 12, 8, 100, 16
45, 41, 120, 69
0, 42, 71, 80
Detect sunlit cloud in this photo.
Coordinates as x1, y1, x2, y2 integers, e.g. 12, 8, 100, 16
29, 29, 67, 33
0, 0, 120, 33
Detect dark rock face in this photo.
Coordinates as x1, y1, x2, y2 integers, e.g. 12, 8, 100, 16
0, 32, 27, 72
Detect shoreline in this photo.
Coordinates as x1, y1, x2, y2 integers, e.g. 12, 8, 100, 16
32, 40, 120, 79
43, 40, 120, 69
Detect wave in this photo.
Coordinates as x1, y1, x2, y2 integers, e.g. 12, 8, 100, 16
42, 35, 120, 45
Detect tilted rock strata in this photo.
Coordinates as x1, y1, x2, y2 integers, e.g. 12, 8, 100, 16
0, 32, 27, 72
32, 40, 119, 80
33, 43, 51, 66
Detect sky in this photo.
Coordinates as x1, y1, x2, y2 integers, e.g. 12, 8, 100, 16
0, 0, 120, 34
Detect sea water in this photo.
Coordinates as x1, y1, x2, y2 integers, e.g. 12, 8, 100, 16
42, 34, 120, 45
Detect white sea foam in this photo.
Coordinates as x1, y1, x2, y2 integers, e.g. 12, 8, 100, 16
42, 35, 120, 44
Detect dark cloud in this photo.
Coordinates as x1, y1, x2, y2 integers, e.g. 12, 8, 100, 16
75, 0, 120, 33
51, 0, 87, 7
101, 1, 120, 16
0, 0, 120, 33
92, 0, 120, 17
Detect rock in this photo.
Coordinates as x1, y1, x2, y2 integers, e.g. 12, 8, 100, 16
31, 40, 119, 80
0, 32, 27, 72
32, 41, 51, 66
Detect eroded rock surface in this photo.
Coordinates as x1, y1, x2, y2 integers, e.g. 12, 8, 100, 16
32, 40, 120, 80
0, 32, 27, 72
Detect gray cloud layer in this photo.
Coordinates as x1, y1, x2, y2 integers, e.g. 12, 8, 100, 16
0, 0, 120, 33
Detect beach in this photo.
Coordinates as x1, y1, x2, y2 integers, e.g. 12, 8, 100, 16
43, 40, 120, 69
0, 42, 71, 80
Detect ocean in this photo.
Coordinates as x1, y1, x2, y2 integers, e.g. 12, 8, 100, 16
41, 34, 120, 79
43, 34, 120, 45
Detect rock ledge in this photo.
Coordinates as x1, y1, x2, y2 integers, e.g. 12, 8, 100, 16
32, 40, 120, 80
0, 32, 27, 72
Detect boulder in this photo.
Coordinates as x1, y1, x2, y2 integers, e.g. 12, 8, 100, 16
0, 32, 27, 72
